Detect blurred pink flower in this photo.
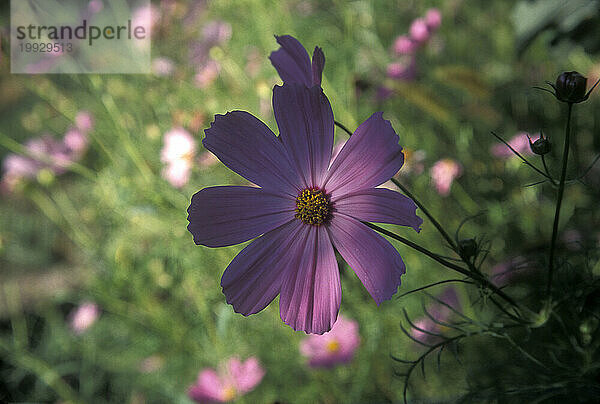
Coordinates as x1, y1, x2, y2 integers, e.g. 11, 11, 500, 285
161, 127, 196, 164
188, 357, 265, 403
87, 0, 103, 14
3, 154, 39, 179
409, 18, 430, 43
0, 154, 39, 193
195, 60, 221, 89
430, 158, 462, 196
161, 127, 196, 188
190, 20, 232, 67
410, 287, 459, 344
491, 132, 534, 158
490, 256, 533, 287
202, 21, 232, 45
183, 1, 208, 29
63, 129, 88, 154
162, 160, 192, 188
300, 316, 360, 368
198, 151, 219, 168
376, 86, 394, 101
75, 111, 94, 133
26, 135, 72, 174
69, 302, 99, 334
393, 35, 417, 55
387, 58, 417, 81
425, 8, 442, 31
152, 57, 175, 76
1, 119, 92, 193
132, 4, 159, 34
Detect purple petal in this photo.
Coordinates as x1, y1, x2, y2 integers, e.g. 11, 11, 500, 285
279, 225, 341, 334
221, 220, 305, 316
273, 84, 334, 188
203, 111, 301, 196
187, 186, 295, 248
333, 188, 422, 232
323, 112, 404, 198
269, 35, 313, 86
327, 214, 405, 305
311, 46, 325, 86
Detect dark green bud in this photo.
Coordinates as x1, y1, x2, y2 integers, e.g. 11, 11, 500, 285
458, 238, 477, 258
528, 132, 551, 155
555, 71, 587, 103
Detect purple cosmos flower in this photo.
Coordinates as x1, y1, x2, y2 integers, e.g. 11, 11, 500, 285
300, 315, 360, 368
410, 287, 459, 344
188, 357, 265, 403
269, 35, 325, 87
187, 81, 422, 334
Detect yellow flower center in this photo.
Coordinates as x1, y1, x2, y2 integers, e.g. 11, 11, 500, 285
295, 188, 331, 225
326, 339, 340, 353
222, 386, 236, 401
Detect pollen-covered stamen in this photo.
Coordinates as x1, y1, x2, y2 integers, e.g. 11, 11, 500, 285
295, 188, 331, 225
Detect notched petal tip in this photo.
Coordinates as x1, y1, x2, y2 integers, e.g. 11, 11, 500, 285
186, 190, 205, 246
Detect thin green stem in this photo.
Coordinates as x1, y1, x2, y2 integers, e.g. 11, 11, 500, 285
334, 120, 353, 136
397, 279, 474, 299
365, 222, 519, 309
490, 131, 555, 184
547, 103, 573, 295
578, 154, 600, 180
391, 177, 458, 250
541, 154, 553, 180
0, 338, 84, 404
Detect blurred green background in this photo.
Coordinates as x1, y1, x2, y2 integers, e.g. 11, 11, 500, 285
0, 0, 599, 403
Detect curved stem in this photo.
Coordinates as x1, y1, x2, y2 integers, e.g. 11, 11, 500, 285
397, 279, 474, 299
577, 154, 600, 180
547, 103, 573, 295
365, 222, 519, 309
334, 120, 353, 137
390, 178, 458, 251
491, 131, 555, 183
541, 154, 553, 180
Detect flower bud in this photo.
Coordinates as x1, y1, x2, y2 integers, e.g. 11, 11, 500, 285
528, 132, 551, 155
555, 71, 587, 103
458, 238, 477, 258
